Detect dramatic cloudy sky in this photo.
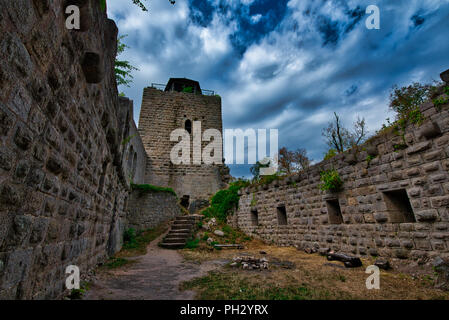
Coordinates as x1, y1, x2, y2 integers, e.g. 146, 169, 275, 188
108, 0, 449, 178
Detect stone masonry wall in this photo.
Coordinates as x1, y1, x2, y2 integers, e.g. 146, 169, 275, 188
127, 190, 181, 232
234, 80, 449, 262
118, 97, 146, 185
0, 0, 132, 299
138, 87, 227, 204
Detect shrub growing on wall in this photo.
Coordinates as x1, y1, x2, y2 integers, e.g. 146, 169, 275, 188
131, 183, 177, 197
202, 180, 250, 222
319, 169, 343, 192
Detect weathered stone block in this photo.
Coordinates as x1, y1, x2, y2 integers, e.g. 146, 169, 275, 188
415, 209, 438, 222
406, 141, 431, 155
419, 121, 441, 139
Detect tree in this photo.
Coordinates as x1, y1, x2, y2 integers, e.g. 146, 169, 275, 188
279, 147, 311, 174
388, 82, 441, 124
115, 35, 138, 88
322, 112, 368, 153
250, 160, 270, 180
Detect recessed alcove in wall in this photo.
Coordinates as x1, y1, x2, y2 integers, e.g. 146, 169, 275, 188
382, 189, 416, 223
277, 205, 287, 225
185, 119, 192, 134
251, 209, 259, 226
326, 199, 343, 224
180, 195, 190, 209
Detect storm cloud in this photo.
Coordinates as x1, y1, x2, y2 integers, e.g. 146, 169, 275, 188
108, 0, 449, 178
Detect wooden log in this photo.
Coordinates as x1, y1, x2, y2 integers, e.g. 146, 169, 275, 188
326, 252, 362, 268
214, 244, 244, 249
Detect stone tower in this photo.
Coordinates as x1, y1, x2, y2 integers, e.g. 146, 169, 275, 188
138, 78, 230, 212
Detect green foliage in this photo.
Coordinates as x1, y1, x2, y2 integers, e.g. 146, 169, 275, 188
388, 82, 438, 131
131, 183, 177, 197
185, 238, 200, 249
115, 35, 139, 88
68, 281, 90, 300
250, 194, 257, 207
181, 272, 329, 300
319, 169, 343, 192
250, 160, 270, 180
123, 228, 137, 248
323, 149, 337, 161
222, 225, 232, 234
202, 180, 249, 222
182, 86, 194, 93
408, 107, 425, 125
259, 173, 279, 185
99, 0, 106, 11
393, 143, 408, 151
121, 134, 136, 146
104, 257, 130, 269
119, 224, 168, 256
445, 86, 449, 96
433, 96, 449, 108
389, 82, 433, 120
366, 154, 375, 165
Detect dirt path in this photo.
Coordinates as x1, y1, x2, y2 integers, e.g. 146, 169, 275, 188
84, 233, 223, 300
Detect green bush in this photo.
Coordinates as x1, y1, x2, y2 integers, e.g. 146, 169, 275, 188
123, 228, 136, 242
222, 225, 232, 234
319, 169, 343, 192
433, 96, 449, 108
185, 238, 200, 249
408, 107, 425, 125
182, 86, 193, 93
259, 173, 279, 185
324, 149, 337, 161
366, 154, 375, 165
202, 180, 250, 222
131, 183, 177, 197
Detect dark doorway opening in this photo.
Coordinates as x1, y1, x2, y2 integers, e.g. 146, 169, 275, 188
180, 195, 190, 209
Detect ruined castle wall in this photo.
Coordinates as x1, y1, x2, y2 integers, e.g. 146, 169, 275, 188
138, 88, 226, 203
127, 190, 181, 232
234, 95, 449, 261
0, 0, 130, 299
118, 97, 146, 185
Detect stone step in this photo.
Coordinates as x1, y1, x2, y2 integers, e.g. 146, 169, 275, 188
163, 237, 188, 244
173, 220, 195, 225
167, 231, 190, 237
176, 215, 197, 221
159, 242, 186, 249
171, 224, 194, 230
168, 229, 191, 234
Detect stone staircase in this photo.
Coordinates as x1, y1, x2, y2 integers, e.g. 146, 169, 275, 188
159, 215, 203, 249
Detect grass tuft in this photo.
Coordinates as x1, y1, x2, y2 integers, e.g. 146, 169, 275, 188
131, 183, 177, 197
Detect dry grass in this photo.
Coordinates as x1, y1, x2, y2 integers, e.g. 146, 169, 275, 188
180, 242, 449, 300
